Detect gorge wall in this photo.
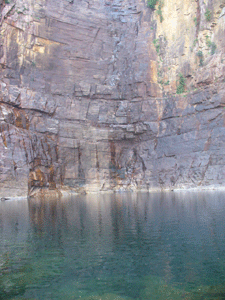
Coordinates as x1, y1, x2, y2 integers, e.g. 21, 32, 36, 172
0, 0, 225, 197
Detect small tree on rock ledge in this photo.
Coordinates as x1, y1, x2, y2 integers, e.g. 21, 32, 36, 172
176, 74, 186, 94
147, 0, 158, 9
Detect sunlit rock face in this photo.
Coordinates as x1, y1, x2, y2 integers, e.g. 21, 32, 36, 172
0, 0, 225, 197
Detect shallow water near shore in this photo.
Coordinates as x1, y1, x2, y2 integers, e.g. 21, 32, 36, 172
1, 191, 225, 299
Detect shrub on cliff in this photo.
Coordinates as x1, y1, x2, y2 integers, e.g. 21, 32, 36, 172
147, 0, 158, 9
205, 9, 211, 22
157, 2, 163, 22
176, 74, 185, 94
196, 50, 204, 66
206, 36, 217, 55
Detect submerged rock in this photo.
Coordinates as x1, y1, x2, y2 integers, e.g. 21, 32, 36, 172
140, 275, 225, 300
140, 275, 190, 300
78, 293, 133, 300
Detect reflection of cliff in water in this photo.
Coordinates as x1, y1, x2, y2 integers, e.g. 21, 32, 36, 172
1, 192, 225, 299
28, 193, 159, 250
27, 191, 225, 246
28, 197, 68, 249
27, 191, 225, 286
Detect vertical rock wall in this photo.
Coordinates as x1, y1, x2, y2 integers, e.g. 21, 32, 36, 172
0, 0, 225, 197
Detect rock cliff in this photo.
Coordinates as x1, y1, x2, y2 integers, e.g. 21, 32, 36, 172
0, 0, 225, 197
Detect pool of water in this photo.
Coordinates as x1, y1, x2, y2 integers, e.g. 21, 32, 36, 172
1, 191, 225, 300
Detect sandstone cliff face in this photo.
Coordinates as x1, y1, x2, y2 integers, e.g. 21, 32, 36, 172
0, 0, 225, 197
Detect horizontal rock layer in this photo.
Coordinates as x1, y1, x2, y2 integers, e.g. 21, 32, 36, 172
0, 0, 225, 197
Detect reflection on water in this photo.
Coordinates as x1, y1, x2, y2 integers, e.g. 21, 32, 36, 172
1, 192, 225, 299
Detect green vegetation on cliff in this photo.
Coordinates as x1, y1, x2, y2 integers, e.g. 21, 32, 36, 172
205, 8, 211, 21
157, 2, 163, 22
176, 74, 185, 94
147, 0, 164, 22
206, 36, 217, 55
147, 0, 158, 9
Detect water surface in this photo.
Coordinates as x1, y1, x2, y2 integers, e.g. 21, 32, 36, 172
1, 191, 225, 299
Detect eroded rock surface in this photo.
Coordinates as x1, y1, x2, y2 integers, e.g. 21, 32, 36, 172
0, 0, 225, 197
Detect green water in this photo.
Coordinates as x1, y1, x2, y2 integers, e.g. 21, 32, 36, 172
1, 191, 225, 300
